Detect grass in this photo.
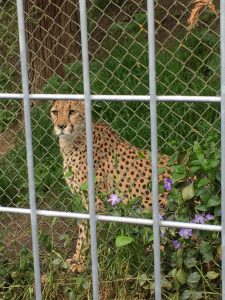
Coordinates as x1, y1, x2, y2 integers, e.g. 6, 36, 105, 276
0, 4, 223, 299
0, 1, 20, 132
45, 27, 221, 152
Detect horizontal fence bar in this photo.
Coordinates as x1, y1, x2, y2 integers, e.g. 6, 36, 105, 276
0, 207, 221, 231
0, 93, 221, 103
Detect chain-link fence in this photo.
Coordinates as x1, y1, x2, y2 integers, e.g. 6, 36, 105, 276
0, 0, 224, 299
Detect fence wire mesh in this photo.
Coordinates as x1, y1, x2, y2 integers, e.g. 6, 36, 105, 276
0, 0, 223, 299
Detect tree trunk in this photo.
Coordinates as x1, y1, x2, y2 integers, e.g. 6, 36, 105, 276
24, 0, 81, 93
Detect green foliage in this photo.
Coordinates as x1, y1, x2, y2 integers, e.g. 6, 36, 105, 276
115, 235, 134, 247
168, 136, 221, 217
44, 27, 220, 153
0, 101, 20, 133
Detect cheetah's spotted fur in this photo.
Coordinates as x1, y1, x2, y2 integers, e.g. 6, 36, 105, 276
51, 100, 171, 272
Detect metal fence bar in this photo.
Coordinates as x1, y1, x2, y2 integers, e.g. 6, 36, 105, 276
147, 1, 161, 299
0, 93, 221, 102
220, 0, 225, 297
79, 0, 99, 299
16, 0, 42, 299
0, 206, 222, 231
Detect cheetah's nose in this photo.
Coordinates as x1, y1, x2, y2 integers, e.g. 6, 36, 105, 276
57, 124, 67, 130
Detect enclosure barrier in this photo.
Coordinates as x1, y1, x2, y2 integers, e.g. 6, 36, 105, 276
0, 0, 224, 299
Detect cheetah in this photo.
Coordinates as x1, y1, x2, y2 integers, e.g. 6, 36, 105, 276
50, 100, 171, 273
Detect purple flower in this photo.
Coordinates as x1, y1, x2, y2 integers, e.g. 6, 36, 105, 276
192, 213, 214, 223
164, 178, 172, 191
192, 214, 205, 224
179, 228, 192, 239
159, 214, 163, 221
107, 194, 121, 206
172, 240, 181, 249
205, 213, 214, 221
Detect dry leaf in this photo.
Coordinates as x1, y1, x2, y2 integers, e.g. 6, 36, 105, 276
188, 0, 217, 30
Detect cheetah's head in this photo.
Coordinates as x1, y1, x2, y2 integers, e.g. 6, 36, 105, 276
50, 100, 85, 137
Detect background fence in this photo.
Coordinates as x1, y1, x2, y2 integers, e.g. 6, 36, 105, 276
0, 0, 224, 299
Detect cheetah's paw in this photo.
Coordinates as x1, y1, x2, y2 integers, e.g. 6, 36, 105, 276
66, 257, 85, 273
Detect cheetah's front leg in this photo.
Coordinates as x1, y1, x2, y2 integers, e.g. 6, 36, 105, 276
66, 197, 105, 273
66, 220, 88, 273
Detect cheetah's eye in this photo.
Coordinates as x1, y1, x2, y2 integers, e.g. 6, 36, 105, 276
51, 110, 58, 116
69, 110, 76, 116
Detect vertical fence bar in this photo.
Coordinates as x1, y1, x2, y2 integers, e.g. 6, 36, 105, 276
79, 1, 99, 299
16, 0, 42, 299
147, 0, 161, 299
220, 0, 225, 298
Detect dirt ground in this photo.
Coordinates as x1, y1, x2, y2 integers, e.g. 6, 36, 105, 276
0, 213, 78, 263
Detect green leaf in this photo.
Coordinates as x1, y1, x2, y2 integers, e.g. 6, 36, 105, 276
177, 248, 184, 266
200, 241, 213, 263
177, 151, 190, 165
182, 183, 195, 201
158, 182, 165, 193
116, 235, 134, 248
63, 168, 73, 179
190, 166, 200, 173
149, 234, 154, 242
170, 188, 182, 201
137, 151, 146, 159
203, 159, 220, 171
0, 280, 5, 288
0, 242, 5, 252
68, 291, 76, 300
172, 172, 186, 183
182, 290, 203, 300
197, 189, 211, 202
197, 178, 209, 188
207, 196, 221, 207
216, 244, 222, 259
62, 262, 69, 269
11, 271, 19, 280
158, 167, 167, 175
193, 142, 205, 163
182, 290, 192, 300
79, 176, 96, 191
171, 268, 178, 280
206, 271, 220, 280
138, 273, 149, 286
161, 277, 172, 290
80, 181, 89, 191
19, 248, 30, 271
195, 204, 208, 211
172, 165, 186, 174
186, 272, 201, 288
52, 258, 61, 266
184, 256, 197, 268
176, 269, 186, 285
82, 279, 90, 289
168, 152, 178, 165
0, 268, 7, 276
